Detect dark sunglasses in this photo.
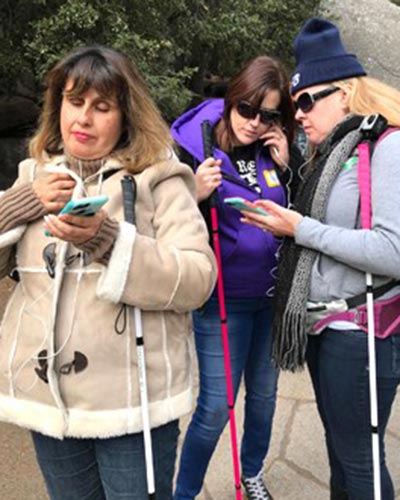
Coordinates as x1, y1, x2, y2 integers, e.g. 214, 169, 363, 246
294, 86, 340, 113
237, 101, 281, 125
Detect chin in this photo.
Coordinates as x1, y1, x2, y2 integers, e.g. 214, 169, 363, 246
67, 147, 103, 161
237, 135, 257, 146
310, 135, 325, 146
303, 131, 319, 146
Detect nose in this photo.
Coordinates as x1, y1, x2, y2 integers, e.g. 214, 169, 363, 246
77, 106, 91, 126
294, 107, 305, 121
249, 113, 261, 127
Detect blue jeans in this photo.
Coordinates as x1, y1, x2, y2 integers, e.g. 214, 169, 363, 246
174, 297, 278, 500
307, 329, 400, 500
31, 420, 179, 500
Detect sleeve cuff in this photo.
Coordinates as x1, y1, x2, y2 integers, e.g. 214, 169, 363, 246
96, 221, 136, 303
294, 216, 319, 247
76, 217, 119, 265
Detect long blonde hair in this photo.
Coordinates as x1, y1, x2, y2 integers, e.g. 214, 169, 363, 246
335, 76, 400, 127
29, 45, 173, 172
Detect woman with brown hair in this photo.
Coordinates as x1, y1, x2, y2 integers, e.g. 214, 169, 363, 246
0, 45, 216, 499
172, 55, 300, 500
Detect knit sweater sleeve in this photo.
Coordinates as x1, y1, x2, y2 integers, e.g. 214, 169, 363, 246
76, 216, 119, 265
295, 131, 400, 279
0, 183, 47, 234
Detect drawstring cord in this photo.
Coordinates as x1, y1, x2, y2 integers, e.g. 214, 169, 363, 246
10, 159, 108, 417
115, 304, 127, 334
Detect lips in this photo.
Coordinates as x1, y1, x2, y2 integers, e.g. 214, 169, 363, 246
72, 131, 93, 142
243, 129, 258, 138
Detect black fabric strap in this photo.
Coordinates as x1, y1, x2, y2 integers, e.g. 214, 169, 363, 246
346, 280, 399, 308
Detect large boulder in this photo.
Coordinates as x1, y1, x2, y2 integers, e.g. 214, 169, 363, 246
0, 137, 30, 190
320, 0, 400, 88
0, 97, 39, 189
0, 97, 39, 133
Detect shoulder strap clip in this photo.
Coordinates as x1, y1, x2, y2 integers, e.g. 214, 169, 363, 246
359, 114, 388, 140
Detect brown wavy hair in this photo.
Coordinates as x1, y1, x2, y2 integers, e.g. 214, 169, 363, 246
29, 45, 173, 172
216, 55, 296, 152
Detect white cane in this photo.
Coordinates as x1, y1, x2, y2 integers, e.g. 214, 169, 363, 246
358, 138, 381, 500
134, 306, 156, 498
121, 174, 156, 499
365, 272, 381, 500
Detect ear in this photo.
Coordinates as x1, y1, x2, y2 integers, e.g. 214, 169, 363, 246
338, 86, 351, 112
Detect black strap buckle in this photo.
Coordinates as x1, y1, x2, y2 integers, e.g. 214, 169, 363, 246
360, 114, 388, 140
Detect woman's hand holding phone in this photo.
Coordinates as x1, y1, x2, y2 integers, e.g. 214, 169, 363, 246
240, 199, 303, 237
44, 195, 109, 243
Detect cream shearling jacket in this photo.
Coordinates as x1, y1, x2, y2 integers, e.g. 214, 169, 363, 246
0, 154, 217, 439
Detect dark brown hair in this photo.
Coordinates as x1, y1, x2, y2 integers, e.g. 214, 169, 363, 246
217, 55, 296, 151
29, 45, 172, 171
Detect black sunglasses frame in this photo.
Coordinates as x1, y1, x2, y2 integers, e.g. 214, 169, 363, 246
236, 101, 281, 126
294, 86, 340, 113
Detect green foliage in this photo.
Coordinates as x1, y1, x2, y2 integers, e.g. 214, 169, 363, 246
25, 0, 101, 76
0, 0, 319, 121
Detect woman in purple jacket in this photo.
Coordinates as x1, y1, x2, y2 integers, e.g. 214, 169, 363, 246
171, 56, 299, 500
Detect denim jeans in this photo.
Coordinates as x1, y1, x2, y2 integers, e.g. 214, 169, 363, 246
31, 420, 180, 500
174, 296, 278, 500
307, 328, 400, 500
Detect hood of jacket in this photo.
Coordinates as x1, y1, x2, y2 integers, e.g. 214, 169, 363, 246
172, 99, 224, 162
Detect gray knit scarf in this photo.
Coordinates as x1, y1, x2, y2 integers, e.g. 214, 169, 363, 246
272, 115, 364, 371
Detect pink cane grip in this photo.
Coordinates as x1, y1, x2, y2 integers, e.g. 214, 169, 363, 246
210, 205, 243, 499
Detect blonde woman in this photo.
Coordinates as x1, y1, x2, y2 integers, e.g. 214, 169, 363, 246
242, 18, 400, 500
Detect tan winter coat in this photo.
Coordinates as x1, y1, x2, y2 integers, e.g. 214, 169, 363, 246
0, 154, 216, 439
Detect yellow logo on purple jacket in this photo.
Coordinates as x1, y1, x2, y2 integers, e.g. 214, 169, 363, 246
263, 169, 280, 187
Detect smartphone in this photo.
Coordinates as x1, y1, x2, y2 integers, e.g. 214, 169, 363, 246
59, 195, 109, 217
224, 197, 270, 216
44, 195, 109, 236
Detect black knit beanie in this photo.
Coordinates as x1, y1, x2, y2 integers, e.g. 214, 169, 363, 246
290, 18, 366, 95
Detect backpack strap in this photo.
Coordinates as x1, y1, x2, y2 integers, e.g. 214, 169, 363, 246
357, 116, 400, 230
354, 120, 400, 297
377, 127, 399, 143
356, 117, 400, 289
357, 142, 372, 230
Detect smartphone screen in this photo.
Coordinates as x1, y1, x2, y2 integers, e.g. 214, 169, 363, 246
60, 195, 109, 217
224, 197, 269, 216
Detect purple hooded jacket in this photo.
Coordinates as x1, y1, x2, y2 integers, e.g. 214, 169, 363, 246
171, 99, 287, 297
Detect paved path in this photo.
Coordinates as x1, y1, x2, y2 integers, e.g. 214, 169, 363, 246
0, 371, 399, 499
196, 371, 400, 499
0, 278, 399, 499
